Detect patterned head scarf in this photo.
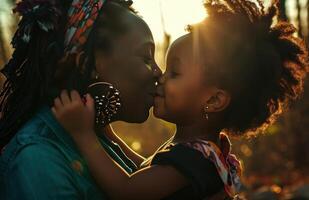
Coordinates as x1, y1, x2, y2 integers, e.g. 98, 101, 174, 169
10, 0, 107, 54
64, 0, 107, 54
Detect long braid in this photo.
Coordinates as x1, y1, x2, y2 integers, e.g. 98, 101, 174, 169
0, 0, 68, 148
0, 0, 137, 149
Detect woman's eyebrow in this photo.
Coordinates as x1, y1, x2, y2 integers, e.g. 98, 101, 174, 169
136, 41, 155, 54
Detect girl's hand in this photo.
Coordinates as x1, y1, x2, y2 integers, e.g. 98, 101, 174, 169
52, 90, 96, 141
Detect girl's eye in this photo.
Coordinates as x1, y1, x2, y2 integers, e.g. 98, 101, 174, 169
170, 71, 180, 78
143, 57, 152, 65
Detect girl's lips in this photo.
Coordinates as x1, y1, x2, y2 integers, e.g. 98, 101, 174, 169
152, 88, 164, 100
154, 92, 164, 98
155, 87, 165, 97
148, 92, 157, 98
149, 91, 164, 98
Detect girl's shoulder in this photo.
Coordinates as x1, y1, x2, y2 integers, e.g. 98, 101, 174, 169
150, 134, 243, 199
149, 141, 224, 198
183, 135, 243, 198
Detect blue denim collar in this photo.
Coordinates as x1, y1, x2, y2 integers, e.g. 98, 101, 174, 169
36, 106, 77, 151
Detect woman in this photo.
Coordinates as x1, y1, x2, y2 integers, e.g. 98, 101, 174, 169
0, 0, 162, 199
51, 0, 308, 199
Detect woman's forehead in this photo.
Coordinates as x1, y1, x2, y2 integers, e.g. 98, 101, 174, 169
118, 18, 154, 51
128, 15, 154, 42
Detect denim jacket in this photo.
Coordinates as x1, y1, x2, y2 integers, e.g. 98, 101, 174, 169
0, 106, 136, 200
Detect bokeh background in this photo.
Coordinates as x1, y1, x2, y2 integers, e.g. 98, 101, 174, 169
0, 0, 308, 199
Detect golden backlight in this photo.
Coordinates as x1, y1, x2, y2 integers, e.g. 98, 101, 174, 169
133, 0, 207, 43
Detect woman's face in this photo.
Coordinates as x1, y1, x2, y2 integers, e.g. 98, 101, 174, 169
153, 34, 208, 125
95, 13, 161, 123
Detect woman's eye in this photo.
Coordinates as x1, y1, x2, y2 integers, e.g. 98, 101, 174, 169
142, 56, 152, 64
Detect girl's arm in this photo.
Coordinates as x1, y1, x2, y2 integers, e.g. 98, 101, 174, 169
75, 131, 188, 200
52, 90, 189, 200
99, 125, 146, 166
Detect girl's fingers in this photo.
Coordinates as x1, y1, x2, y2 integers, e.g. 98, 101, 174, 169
51, 107, 61, 121
70, 90, 82, 102
51, 106, 57, 116
54, 97, 63, 109
85, 94, 95, 112
60, 90, 71, 105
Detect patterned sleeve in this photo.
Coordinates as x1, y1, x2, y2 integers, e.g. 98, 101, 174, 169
151, 144, 224, 198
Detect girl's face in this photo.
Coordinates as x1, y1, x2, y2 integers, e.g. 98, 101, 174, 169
153, 34, 209, 125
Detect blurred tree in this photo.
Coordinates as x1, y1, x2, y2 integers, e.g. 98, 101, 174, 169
296, 0, 303, 38
307, 0, 309, 44
278, 0, 288, 21
0, 20, 8, 65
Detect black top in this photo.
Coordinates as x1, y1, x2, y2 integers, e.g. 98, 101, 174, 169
149, 143, 225, 200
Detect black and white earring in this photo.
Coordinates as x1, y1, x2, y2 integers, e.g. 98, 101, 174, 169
204, 106, 209, 120
87, 82, 121, 126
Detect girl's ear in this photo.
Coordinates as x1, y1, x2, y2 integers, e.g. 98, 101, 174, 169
203, 88, 231, 113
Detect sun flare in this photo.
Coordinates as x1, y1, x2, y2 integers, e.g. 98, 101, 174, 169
134, 0, 207, 43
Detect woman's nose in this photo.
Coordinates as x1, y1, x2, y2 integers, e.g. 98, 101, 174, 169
152, 62, 163, 79
151, 62, 163, 86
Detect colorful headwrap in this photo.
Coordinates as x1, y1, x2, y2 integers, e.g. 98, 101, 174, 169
11, 0, 107, 54
64, 0, 107, 54
183, 133, 243, 198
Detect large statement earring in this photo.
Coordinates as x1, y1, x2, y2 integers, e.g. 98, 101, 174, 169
87, 82, 121, 126
204, 106, 209, 120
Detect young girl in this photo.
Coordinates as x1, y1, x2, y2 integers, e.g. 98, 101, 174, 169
52, 0, 308, 199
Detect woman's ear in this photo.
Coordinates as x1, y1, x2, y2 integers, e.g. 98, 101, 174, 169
93, 50, 113, 80
75, 51, 88, 74
204, 88, 231, 113
54, 53, 77, 87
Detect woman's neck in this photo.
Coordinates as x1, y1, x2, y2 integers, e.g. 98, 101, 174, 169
173, 122, 220, 145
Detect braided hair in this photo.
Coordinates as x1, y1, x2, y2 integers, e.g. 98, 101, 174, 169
0, 0, 136, 149
191, 0, 308, 137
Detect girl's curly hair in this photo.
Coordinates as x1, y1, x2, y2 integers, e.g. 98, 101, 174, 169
192, 0, 308, 137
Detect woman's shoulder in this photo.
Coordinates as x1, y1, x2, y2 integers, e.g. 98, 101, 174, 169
1, 109, 74, 169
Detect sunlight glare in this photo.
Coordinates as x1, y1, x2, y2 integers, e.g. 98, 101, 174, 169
131, 141, 142, 151
134, 0, 207, 43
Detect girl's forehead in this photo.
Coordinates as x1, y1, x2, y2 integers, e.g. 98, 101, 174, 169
167, 34, 204, 64
166, 35, 210, 74
168, 34, 193, 56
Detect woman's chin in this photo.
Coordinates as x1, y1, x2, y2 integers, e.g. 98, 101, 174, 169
153, 105, 164, 119
153, 106, 172, 123
153, 97, 174, 122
